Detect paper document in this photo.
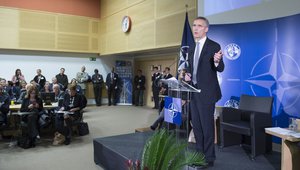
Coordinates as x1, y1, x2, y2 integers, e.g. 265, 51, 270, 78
265, 127, 300, 138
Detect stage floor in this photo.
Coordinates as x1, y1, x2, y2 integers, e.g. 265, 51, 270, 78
93, 131, 280, 170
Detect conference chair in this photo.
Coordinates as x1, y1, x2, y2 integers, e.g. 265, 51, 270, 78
219, 94, 274, 159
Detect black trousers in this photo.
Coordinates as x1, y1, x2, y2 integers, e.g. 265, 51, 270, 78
55, 112, 80, 138
191, 93, 216, 162
107, 86, 117, 105
93, 84, 102, 106
152, 87, 160, 109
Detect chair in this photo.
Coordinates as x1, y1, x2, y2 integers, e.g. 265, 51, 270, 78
219, 94, 273, 159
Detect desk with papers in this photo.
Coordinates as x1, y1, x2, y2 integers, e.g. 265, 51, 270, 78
265, 127, 300, 170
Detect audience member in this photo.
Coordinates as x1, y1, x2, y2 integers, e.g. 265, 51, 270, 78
56, 68, 69, 91
105, 67, 119, 106
11, 69, 25, 87
151, 66, 161, 109
17, 82, 31, 104
33, 69, 46, 91
92, 69, 103, 106
41, 81, 52, 93
20, 85, 43, 148
56, 84, 85, 145
0, 84, 10, 127
50, 77, 63, 91
76, 66, 89, 96
70, 78, 82, 95
134, 69, 145, 106
53, 84, 64, 103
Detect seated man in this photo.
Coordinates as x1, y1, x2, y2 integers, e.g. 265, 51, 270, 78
55, 84, 84, 145
0, 85, 10, 127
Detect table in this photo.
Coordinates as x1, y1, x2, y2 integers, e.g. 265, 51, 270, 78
9, 102, 59, 112
265, 127, 300, 170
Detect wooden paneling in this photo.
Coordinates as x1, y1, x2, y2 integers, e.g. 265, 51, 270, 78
0, 6, 100, 53
106, 31, 127, 53
99, 0, 197, 55
128, 0, 145, 7
91, 37, 99, 51
106, 11, 126, 34
101, 0, 127, 18
156, 0, 195, 18
156, 12, 183, 47
57, 33, 89, 51
20, 11, 55, 31
0, 8, 18, 48
91, 20, 99, 34
57, 15, 89, 34
19, 30, 55, 49
128, 21, 155, 50
128, 0, 154, 25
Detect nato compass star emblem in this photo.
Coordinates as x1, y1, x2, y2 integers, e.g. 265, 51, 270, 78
167, 103, 179, 118
245, 29, 300, 116
178, 46, 190, 71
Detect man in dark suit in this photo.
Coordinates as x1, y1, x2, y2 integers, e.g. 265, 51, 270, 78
189, 16, 224, 168
33, 69, 46, 91
151, 66, 161, 109
163, 67, 173, 79
134, 69, 146, 106
92, 69, 104, 106
106, 67, 119, 106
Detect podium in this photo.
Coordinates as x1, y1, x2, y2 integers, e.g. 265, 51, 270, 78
160, 77, 201, 141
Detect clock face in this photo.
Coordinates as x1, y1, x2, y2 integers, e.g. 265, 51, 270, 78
122, 16, 131, 33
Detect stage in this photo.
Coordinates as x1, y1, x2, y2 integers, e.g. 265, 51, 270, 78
93, 131, 280, 170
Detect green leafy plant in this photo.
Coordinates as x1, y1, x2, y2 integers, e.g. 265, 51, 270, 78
141, 129, 206, 170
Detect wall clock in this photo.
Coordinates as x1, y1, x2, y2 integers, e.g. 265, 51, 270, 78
121, 16, 131, 33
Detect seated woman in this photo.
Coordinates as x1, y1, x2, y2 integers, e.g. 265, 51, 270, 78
20, 85, 43, 147
56, 84, 84, 145
40, 81, 52, 93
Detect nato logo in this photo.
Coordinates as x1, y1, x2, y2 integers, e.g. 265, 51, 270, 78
224, 43, 241, 60
224, 99, 239, 109
164, 97, 182, 125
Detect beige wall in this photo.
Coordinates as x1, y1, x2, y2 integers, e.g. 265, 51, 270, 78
100, 0, 196, 55
0, 7, 99, 53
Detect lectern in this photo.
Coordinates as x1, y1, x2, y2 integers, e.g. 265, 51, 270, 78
160, 77, 201, 141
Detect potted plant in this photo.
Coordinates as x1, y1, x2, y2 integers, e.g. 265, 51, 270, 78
140, 129, 206, 170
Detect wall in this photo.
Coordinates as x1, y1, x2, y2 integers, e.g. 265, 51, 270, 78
0, 0, 100, 18
0, 7, 99, 53
99, 0, 197, 55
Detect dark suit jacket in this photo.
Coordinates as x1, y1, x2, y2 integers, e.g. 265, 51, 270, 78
105, 73, 118, 88
163, 74, 173, 79
189, 38, 225, 104
134, 75, 146, 90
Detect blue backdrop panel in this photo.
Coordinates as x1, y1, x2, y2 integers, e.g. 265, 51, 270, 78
208, 14, 300, 136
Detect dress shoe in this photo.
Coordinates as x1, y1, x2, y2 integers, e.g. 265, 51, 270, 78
64, 137, 71, 145
150, 125, 156, 131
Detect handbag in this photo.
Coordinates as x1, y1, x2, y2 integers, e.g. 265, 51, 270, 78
78, 122, 89, 136
53, 132, 65, 146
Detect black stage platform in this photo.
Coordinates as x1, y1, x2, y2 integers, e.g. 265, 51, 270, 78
93, 131, 280, 170
93, 131, 153, 170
